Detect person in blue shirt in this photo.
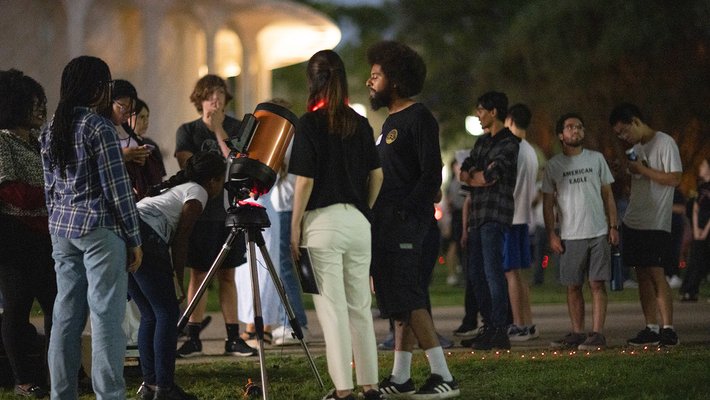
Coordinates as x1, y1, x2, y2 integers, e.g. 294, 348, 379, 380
40, 56, 143, 400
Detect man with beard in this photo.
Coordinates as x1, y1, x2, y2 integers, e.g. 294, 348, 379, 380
458, 92, 518, 351
366, 41, 459, 399
543, 113, 619, 351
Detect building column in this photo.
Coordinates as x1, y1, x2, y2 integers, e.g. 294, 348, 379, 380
62, 0, 94, 57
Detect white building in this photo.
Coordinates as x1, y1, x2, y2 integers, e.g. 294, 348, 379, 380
0, 0, 340, 175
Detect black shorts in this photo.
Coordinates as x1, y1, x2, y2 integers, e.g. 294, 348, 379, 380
187, 220, 246, 270
371, 206, 428, 319
621, 224, 672, 268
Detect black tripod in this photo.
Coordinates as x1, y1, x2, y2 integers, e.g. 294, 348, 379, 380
177, 202, 323, 399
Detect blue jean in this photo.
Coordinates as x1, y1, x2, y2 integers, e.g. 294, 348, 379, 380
127, 222, 179, 387
467, 221, 509, 328
49, 228, 128, 400
276, 211, 308, 328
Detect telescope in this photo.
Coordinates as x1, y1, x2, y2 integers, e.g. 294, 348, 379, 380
225, 102, 298, 201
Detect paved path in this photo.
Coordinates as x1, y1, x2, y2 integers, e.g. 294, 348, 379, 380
179, 299, 710, 361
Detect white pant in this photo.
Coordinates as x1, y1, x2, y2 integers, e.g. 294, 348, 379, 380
303, 203, 378, 390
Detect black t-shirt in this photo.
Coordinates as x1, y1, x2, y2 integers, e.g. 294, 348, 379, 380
374, 103, 442, 218
174, 115, 241, 220
289, 109, 380, 214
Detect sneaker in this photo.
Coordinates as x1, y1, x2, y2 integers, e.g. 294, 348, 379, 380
471, 327, 510, 350
14, 384, 48, 398
378, 376, 416, 397
137, 383, 155, 400
660, 327, 680, 347
225, 338, 257, 356
322, 388, 356, 400
509, 325, 539, 342
627, 327, 661, 347
549, 332, 586, 349
460, 325, 488, 347
623, 279, 639, 288
273, 326, 299, 346
452, 324, 479, 337
578, 332, 607, 351
154, 384, 198, 400
377, 332, 395, 350
667, 275, 682, 289
680, 293, 698, 302
176, 339, 203, 358
412, 374, 460, 399
361, 389, 384, 400
437, 333, 454, 349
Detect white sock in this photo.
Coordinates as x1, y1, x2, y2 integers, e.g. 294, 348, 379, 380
390, 351, 412, 384
425, 346, 453, 382
647, 324, 660, 334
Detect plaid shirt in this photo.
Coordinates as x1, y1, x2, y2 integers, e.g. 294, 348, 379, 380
40, 108, 142, 248
462, 128, 519, 228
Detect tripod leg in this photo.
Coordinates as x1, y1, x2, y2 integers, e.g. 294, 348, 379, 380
252, 230, 324, 389
177, 227, 238, 333
245, 230, 270, 400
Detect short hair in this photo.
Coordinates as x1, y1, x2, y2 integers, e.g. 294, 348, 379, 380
609, 102, 644, 126
477, 91, 508, 122
189, 74, 233, 113
0, 69, 46, 129
556, 112, 585, 134
367, 41, 426, 98
507, 103, 531, 130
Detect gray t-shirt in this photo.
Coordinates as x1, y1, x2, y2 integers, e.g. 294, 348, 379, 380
542, 148, 614, 240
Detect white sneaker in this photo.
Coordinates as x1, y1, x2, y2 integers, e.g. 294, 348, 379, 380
273, 326, 301, 346
667, 275, 682, 289
623, 279, 639, 288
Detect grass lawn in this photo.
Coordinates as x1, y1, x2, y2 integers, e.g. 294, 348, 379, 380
8, 253, 710, 399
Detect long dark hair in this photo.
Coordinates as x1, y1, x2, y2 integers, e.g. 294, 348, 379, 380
306, 50, 357, 137
146, 151, 225, 197
48, 56, 112, 175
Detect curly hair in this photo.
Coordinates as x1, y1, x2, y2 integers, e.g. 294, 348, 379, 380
0, 69, 46, 130
146, 151, 225, 197
189, 74, 233, 113
367, 41, 426, 98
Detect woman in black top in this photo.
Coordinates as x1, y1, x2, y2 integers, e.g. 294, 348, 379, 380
289, 50, 383, 400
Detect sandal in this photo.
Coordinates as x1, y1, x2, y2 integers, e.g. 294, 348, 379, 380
15, 384, 48, 398
241, 330, 273, 345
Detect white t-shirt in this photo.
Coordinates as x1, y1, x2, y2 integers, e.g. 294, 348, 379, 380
137, 182, 208, 243
513, 139, 539, 225
270, 142, 295, 212
542, 148, 614, 240
623, 131, 682, 232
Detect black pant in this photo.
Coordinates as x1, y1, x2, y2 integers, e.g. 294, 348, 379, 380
0, 215, 56, 384
680, 238, 710, 296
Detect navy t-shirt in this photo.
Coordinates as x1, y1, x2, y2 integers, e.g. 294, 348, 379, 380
289, 109, 380, 215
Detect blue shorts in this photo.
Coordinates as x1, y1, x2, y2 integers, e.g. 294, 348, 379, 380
503, 224, 531, 272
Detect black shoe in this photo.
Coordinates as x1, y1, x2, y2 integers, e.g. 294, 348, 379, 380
377, 376, 416, 397
14, 385, 48, 398
452, 324, 479, 337
550, 332, 587, 350
137, 383, 155, 400
225, 338, 257, 356
154, 385, 198, 400
460, 325, 488, 347
660, 327, 680, 347
177, 339, 203, 358
627, 327, 661, 347
412, 374, 459, 399
471, 327, 510, 350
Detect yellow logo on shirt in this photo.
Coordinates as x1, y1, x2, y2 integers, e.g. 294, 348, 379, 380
385, 129, 398, 144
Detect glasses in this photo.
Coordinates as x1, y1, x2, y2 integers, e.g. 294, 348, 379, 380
563, 123, 584, 132
113, 101, 132, 114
